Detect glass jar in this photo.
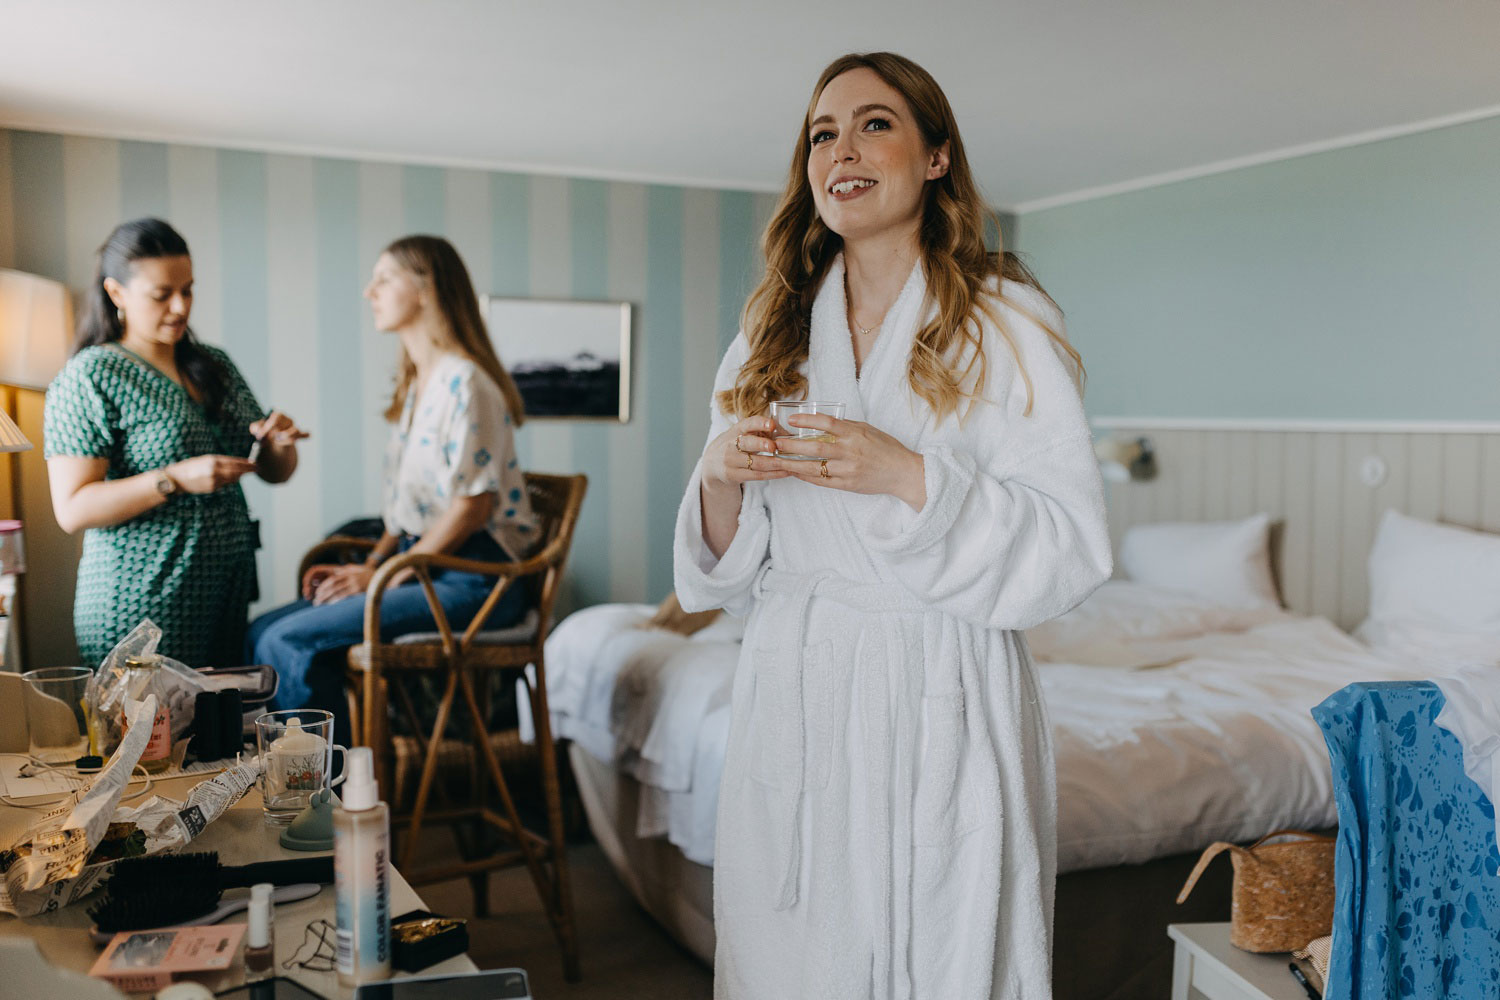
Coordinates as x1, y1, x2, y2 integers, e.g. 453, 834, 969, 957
118, 654, 175, 773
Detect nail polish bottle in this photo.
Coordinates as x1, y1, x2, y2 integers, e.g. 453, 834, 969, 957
245, 882, 275, 982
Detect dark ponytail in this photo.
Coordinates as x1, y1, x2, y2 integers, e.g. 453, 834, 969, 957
76, 218, 231, 420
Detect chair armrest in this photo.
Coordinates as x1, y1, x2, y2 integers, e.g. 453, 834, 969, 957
361, 549, 532, 650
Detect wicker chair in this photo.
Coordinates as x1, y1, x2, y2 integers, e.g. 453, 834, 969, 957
296, 472, 586, 981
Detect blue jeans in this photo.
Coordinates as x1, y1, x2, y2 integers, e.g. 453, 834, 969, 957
246, 531, 529, 747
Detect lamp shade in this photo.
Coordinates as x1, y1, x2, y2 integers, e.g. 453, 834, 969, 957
0, 269, 74, 390
0, 407, 31, 453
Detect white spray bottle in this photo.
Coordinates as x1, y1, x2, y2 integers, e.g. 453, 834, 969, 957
334, 746, 391, 986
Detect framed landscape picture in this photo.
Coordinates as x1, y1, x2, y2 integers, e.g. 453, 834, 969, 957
482, 296, 632, 421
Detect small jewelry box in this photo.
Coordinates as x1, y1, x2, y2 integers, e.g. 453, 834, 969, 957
390, 908, 470, 973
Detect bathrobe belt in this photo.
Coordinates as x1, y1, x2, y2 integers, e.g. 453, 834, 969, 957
753, 566, 927, 998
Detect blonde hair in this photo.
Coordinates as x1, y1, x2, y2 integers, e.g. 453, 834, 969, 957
719, 52, 1081, 422
380, 235, 527, 427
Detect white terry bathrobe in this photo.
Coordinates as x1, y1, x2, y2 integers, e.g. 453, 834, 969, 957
674, 255, 1111, 1000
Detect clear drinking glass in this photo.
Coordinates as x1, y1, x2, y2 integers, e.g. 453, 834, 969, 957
23, 666, 92, 764
255, 709, 348, 826
766, 400, 846, 460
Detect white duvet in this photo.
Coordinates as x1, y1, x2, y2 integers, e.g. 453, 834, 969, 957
535, 585, 1432, 873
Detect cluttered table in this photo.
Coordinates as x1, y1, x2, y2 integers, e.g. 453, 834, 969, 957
0, 770, 478, 998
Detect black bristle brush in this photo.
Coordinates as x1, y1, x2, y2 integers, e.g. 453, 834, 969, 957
89, 851, 334, 942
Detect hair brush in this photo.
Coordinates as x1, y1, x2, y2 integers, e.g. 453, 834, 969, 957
89, 851, 334, 942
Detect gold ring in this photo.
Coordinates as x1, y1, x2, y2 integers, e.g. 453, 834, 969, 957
746, 453, 754, 471
819, 459, 830, 479
735, 434, 745, 453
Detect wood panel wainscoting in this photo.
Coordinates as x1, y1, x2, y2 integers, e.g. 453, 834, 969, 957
1092, 419, 1500, 630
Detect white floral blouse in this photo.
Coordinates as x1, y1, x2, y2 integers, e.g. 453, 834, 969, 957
383, 353, 538, 558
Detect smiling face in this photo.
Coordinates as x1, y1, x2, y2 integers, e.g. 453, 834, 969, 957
104, 255, 194, 349
806, 67, 950, 248
364, 252, 426, 333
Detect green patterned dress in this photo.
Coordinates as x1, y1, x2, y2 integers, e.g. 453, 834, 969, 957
44, 343, 266, 669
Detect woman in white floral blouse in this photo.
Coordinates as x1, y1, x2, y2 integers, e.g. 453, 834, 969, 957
249, 236, 535, 739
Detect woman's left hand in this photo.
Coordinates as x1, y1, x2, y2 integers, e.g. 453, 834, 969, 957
775, 413, 927, 511
249, 410, 310, 450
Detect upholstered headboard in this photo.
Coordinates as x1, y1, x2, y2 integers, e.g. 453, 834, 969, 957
1094, 419, 1500, 630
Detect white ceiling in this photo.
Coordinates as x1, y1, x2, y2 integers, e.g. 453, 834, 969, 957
4, 0, 1499, 211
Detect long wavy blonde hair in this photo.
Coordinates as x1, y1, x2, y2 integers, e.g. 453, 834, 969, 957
380, 235, 527, 427
719, 52, 1081, 422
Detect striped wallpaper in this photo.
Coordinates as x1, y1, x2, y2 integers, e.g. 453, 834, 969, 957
0, 127, 775, 664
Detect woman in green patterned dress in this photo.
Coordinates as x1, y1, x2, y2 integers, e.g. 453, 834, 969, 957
44, 218, 308, 668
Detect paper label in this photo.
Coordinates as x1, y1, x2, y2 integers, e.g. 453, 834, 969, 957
123, 703, 172, 761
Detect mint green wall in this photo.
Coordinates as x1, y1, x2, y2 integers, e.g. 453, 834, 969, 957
1016, 116, 1500, 421
0, 127, 774, 664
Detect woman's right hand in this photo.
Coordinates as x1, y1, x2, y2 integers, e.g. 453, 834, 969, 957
701, 415, 789, 493
165, 454, 257, 494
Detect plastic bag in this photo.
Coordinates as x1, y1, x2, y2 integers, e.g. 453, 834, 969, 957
86, 620, 218, 758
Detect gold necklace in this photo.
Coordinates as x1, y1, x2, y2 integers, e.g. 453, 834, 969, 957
845, 273, 886, 338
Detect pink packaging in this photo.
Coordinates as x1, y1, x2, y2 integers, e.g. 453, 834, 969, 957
88, 924, 245, 992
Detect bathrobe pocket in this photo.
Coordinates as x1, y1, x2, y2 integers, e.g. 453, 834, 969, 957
913, 690, 983, 846
747, 641, 828, 788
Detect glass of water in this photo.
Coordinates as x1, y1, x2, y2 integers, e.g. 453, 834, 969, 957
255, 709, 348, 826
767, 400, 845, 460
23, 667, 93, 764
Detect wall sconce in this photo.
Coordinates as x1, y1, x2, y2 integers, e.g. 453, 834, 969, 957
1094, 435, 1157, 483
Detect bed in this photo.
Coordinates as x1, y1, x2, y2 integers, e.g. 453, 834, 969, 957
527, 573, 1436, 998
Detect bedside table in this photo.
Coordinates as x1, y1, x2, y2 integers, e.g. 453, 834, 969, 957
1168, 923, 1314, 1000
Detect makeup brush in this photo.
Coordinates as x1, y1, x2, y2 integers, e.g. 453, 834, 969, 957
89, 852, 333, 937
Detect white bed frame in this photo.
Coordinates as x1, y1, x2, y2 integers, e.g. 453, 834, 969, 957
1093, 418, 1500, 630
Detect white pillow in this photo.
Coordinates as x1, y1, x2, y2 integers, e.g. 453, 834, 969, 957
1118, 513, 1280, 610
1025, 580, 1287, 667
1354, 510, 1500, 668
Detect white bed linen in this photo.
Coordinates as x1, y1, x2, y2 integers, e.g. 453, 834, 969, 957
535, 603, 738, 864
540, 602, 1432, 873
1433, 666, 1500, 851
1045, 615, 1430, 868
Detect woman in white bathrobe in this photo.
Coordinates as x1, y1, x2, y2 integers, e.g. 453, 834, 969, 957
673, 52, 1111, 999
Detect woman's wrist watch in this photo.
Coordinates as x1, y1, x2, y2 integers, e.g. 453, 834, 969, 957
154, 468, 179, 498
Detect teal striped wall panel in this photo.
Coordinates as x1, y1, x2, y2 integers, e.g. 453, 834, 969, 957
2, 127, 773, 637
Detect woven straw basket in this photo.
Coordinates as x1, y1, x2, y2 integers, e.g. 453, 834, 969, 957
1177, 829, 1337, 952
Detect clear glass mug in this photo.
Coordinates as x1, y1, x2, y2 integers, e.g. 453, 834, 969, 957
22, 666, 92, 764
254, 709, 348, 826
765, 400, 845, 460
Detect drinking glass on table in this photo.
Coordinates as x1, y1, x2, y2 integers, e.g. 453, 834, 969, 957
22, 666, 92, 764
767, 400, 845, 460
254, 709, 348, 826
